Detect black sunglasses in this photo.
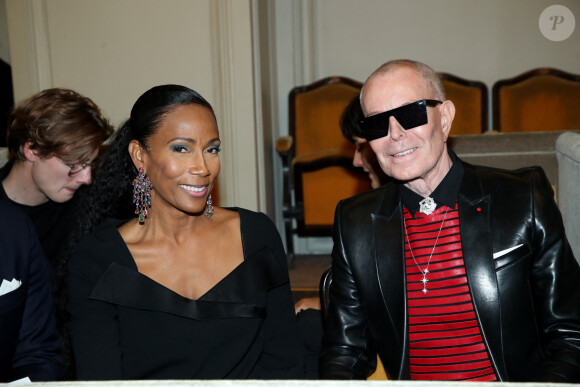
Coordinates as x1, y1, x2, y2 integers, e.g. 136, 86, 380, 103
361, 99, 442, 141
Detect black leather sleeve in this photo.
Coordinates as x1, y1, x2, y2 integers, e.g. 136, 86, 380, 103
527, 168, 580, 382
319, 200, 377, 380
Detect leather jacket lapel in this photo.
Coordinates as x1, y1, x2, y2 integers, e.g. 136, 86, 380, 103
372, 185, 409, 378
459, 163, 507, 380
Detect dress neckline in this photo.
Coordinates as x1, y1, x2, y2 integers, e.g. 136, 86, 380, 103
111, 207, 247, 301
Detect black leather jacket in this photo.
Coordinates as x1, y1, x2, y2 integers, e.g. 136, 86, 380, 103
320, 162, 580, 382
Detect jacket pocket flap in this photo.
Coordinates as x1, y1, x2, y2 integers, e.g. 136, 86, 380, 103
493, 243, 531, 271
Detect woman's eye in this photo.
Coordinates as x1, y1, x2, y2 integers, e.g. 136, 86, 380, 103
206, 146, 221, 154
170, 144, 189, 153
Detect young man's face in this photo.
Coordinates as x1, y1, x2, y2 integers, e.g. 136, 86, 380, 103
352, 136, 384, 189
30, 149, 97, 203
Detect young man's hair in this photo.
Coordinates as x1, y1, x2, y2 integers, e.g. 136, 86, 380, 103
340, 96, 365, 143
7, 88, 113, 163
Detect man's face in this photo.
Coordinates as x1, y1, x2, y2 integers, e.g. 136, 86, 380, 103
352, 136, 384, 189
362, 68, 451, 186
30, 149, 96, 203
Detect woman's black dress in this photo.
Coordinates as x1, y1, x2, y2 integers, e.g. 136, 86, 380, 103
68, 208, 310, 379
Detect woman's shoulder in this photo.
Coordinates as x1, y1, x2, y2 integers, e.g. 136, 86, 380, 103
214, 207, 275, 235
79, 218, 128, 245
224, 207, 273, 227
71, 218, 130, 267
235, 208, 281, 245
225, 207, 285, 258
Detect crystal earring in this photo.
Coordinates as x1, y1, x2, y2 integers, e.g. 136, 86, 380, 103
132, 167, 152, 223
205, 194, 214, 218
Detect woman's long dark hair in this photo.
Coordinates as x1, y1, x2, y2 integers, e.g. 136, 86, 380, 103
56, 84, 215, 379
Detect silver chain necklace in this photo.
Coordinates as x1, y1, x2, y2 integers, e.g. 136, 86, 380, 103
403, 207, 449, 294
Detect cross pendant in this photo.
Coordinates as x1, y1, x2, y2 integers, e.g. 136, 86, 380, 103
421, 273, 428, 294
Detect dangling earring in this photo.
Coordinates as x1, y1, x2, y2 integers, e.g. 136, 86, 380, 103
132, 167, 152, 223
205, 194, 214, 218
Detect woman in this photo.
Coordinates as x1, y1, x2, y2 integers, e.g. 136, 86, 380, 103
66, 85, 310, 379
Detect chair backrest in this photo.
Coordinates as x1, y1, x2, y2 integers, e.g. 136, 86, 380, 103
439, 72, 488, 135
289, 77, 371, 235
493, 68, 580, 132
290, 76, 362, 159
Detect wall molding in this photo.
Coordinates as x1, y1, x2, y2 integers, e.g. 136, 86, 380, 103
293, 0, 316, 84
5, 0, 52, 101
29, 0, 52, 91
210, 0, 263, 211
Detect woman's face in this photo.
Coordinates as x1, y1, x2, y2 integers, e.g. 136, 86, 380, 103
136, 104, 221, 217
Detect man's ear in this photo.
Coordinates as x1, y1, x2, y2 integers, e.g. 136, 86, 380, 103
128, 140, 145, 170
23, 141, 37, 162
440, 100, 456, 140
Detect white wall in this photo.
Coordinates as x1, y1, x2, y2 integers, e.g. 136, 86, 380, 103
8, 0, 215, 126
0, 0, 9, 63
48, 0, 215, 127
313, 0, 579, 85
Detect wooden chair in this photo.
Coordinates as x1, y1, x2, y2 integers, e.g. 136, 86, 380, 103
493, 68, 580, 132
276, 76, 371, 261
438, 72, 489, 134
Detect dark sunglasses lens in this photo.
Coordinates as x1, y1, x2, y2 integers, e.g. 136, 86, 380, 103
394, 100, 428, 129
362, 114, 389, 141
362, 100, 428, 140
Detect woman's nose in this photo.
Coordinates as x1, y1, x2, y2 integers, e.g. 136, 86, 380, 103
188, 156, 210, 176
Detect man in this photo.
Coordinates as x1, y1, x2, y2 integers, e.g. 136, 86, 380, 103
320, 59, 580, 382
0, 201, 63, 382
1, 88, 113, 283
339, 96, 388, 189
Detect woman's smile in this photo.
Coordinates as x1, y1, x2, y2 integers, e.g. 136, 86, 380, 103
179, 184, 208, 197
